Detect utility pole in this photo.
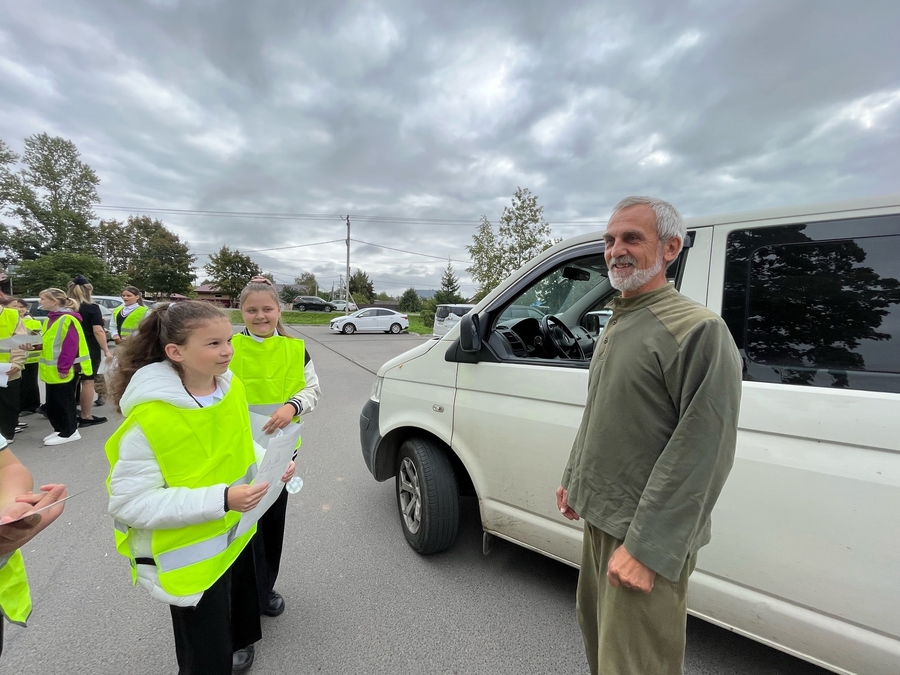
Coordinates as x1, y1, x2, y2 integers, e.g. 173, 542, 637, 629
344, 215, 351, 315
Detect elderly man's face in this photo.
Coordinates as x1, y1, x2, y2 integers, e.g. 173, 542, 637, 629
603, 204, 679, 297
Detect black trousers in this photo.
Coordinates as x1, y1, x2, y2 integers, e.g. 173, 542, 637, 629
169, 544, 261, 675
0, 379, 21, 441
252, 485, 288, 613
44, 380, 78, 437
19, 363, 40, 412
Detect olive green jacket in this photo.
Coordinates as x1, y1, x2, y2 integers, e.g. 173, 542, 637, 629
562, 284, 742, 581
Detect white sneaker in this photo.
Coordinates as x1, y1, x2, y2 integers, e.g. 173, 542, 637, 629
45, 431, 81, 446
43, 432, 60, 443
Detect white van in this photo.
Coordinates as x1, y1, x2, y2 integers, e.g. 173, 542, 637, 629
432, 303, 475, 337
359, 195, 900, 675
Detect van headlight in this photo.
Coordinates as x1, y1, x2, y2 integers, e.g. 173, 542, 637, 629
369, 376, 383, 403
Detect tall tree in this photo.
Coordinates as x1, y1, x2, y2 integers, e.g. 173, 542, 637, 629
466, 187, 559, 299
295, 272, 318, 295
434, 262, 465, 304
279, 285, 299, 304
12, 252, 126, 296
398, 287, 422, 313
349, 268, 375, 304
0, 134, 101, 261
204, 246, 260, 307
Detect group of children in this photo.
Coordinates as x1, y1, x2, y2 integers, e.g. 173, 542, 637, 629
105, 277, 319, 673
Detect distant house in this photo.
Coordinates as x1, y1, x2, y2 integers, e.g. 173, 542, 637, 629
194, 284, 231, 307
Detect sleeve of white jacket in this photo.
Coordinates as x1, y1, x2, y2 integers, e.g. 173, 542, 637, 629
286, 356, 321, 415
108, 423, 227, 530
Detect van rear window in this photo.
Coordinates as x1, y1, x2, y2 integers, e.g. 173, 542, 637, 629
435, 307, 450, 319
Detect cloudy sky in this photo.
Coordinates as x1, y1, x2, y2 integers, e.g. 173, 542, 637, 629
2, 0, 898, 295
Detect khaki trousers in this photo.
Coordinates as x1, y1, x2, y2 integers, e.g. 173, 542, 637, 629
576, 522, 696, 675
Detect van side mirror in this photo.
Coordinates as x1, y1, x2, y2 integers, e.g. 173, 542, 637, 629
459, 313, 481, 353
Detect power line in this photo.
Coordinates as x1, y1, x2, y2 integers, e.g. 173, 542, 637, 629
350, 238, 471, 264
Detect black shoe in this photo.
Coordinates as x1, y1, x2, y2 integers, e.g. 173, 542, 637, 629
263, 591, 285, 617
232, 644, 255, 673
78, 416, 108, 427
94, 397, 106, 407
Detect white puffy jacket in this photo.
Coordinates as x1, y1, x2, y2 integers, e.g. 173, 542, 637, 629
107, 361, 260, 607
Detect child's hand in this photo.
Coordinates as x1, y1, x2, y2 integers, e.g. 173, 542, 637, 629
262, 405, 295, 435
227, 483, 269, 512
1, 484, 67, 555
281, 461, 295, 484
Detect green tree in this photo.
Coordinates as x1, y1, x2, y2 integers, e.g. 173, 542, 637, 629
433, 262, 465, 304
295, 272, 318, 296
398, 287, 422, 313
204, 245, 260, 307
376, 291, 394, 301
0, 133, 101, 262
349, 268, 375, 304
466, 187, 559, 298
12, 252, 126, 296
279, 285, 299, 304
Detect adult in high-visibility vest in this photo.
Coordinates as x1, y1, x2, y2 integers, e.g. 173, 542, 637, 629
11, 299, 42, 416
0, 436, 67, 657
105, 300, 269, 675
110, 286, 149, 343
0, 297, 27, 443
37, 288, 92, 447
230, 277, 320, 628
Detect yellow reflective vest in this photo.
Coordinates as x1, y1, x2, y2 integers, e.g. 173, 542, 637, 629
229, 333, 306, 419
0, 551, 32, 626
39, 313, 92, 384
112, 305, 148, 337
22, 317, 42, 365
104, 377, 258, 596
0, 307, 19, 365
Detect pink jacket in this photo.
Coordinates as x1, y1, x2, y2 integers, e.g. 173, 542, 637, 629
47, 310, 83, 378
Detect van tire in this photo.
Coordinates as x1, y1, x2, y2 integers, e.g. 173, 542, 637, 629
389, 323, 402, 334
342, 323, 356, 335
395, 438, 459, 554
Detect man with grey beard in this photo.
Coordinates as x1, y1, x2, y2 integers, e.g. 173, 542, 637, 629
556, 196, 742, 675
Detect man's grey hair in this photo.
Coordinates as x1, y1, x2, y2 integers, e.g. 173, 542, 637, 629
611, 196, 686, 261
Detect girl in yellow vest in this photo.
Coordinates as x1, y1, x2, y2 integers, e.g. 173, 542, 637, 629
105, 301, 276, 675
0, 295, 28, 444
111, 286, 149, 343
11, 299, 42, 416
230, 277, 321, 628
37, 289, 92, 446
0, 436, 67, 657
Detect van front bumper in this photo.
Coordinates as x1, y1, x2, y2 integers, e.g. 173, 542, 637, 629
359, 398, 382, 476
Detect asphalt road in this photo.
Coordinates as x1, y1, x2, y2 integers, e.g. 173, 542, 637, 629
3, 325, 831, 674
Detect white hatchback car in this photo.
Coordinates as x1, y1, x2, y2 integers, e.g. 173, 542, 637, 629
330, 308, 408, 335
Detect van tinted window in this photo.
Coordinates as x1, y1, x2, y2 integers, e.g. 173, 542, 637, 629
723, 216, 900, 392
435, 306, 450, 319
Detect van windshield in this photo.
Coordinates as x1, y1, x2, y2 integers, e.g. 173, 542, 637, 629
505, 254, 609, 317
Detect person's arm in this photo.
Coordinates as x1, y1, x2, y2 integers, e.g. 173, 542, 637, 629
261, 351, 322, 434
0, 446, 33, 511
93, 325, 112, 358
622, 319, 742, 582
57, 319, 79, 377
109, 311, 121, 341
7, 319, 27, 374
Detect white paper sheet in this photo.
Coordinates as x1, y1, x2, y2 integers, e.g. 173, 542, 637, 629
0, 334, 43, 349
236, 415, 303, 537
0, 363, 12, 388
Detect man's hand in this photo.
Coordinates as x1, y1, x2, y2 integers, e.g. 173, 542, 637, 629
556, 486, 580, 521
280, 461, 295, 484
607, 545, 656, 593
226, 483, 269, 512
262, 405, 295, 435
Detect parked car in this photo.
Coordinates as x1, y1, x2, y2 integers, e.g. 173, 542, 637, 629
331, 300, 359, 312
22, 297, 113, 341
433, 303, 475, 337
359, 195, 900, 675
92, 295, 125, 311
293, 295, 335, 312
330, 308, 408, 335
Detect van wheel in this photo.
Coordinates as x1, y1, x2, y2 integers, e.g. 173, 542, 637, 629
389, 323, 402, 334
342, 323, 356, 335
395, 438, 459, 554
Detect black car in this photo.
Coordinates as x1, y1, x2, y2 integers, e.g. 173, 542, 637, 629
292, 296, 335, 312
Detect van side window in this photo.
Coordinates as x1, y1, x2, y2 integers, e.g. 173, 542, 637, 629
723, 216, 900, 393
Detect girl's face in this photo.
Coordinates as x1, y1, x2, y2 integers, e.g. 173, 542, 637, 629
121, 290, 139, 305
14, 302, 27, 317
241, 291, 281, 337
39, 294, 60, 310
167, 317, 234, 381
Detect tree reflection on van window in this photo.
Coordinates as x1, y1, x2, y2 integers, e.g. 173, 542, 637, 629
723, 218, 900, 393
511, 254, 608, 315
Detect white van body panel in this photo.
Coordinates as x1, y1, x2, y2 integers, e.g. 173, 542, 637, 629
371, 195, 900, 675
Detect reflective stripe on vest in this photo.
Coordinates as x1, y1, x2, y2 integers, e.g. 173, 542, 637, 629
104, 376, 258, 596
113, 305, 148, 337
0, 307, 20, 365
0, 551, 33, 626
39, 313, 92, 383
